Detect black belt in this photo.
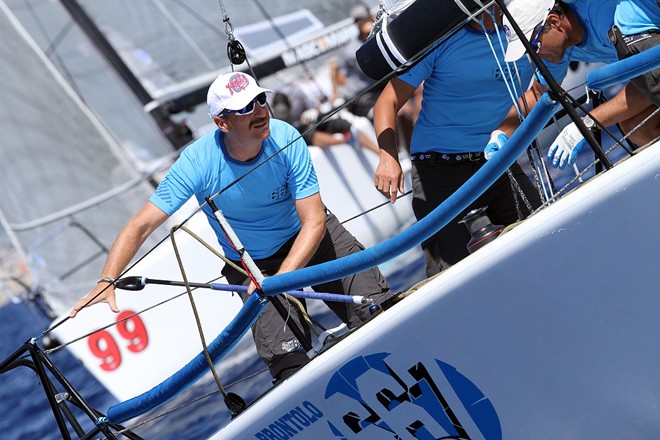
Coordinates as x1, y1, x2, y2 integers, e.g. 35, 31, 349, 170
410, 151, 484, 163
609, 25, 659, 47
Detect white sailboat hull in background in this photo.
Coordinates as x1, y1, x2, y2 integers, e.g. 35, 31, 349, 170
50, 142, 414, 402
311, 144, 414, 248
210, 142, 660, 439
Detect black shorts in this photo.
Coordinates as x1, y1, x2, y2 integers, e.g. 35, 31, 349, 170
411, 158, 541, 277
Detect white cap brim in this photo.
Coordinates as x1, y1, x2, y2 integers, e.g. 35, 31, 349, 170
504, 30, 533, 62
223, 85, 272, 111
502, 0, 554, 62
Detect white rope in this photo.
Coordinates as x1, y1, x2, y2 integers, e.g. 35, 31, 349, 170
479, 14, 524, 119
478, 10, 554, 210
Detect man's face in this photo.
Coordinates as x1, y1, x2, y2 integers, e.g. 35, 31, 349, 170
533, 15, 570, 64
220, 96, 271, 142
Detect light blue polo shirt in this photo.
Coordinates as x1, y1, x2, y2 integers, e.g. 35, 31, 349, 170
150, 119, 319, 260
614, 0, 660, 35
399, 25, 534, 154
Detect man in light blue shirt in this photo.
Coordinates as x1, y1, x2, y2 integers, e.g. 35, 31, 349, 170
373, 8, 542, 277
610, 0, 660, 108
71, 72, 391, 383
497, 0, 659, 169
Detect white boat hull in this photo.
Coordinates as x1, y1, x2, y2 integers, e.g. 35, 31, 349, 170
211, 142, 660, 439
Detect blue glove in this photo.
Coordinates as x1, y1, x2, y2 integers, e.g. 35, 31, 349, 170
484, 130, 509, 160
548, 121, 587, 169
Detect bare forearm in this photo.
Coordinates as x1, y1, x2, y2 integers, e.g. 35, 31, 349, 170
277, 194, 327, 274
498, 88, 542, 136
70, 202, 167, 317
99, 223, 152, 279
99, 202, 168, 279
374, 97, 400, 156
375, 78, 416, 155
590, 83, 650, 127
277, 217, 325, 274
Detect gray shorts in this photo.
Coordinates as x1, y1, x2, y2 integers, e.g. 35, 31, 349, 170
613, 28, 660, 108
222, 211, 391, 378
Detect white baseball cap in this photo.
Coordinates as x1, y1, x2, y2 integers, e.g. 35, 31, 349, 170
502, 0, 555, 62
207, 72, 272, 117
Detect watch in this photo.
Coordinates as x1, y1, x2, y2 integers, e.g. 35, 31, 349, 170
582, 114, 596, 132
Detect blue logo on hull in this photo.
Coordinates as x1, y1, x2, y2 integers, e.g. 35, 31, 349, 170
324, 353, 501, 439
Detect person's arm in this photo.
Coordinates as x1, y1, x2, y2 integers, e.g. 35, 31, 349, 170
591, 83, 659, 145
496, 80, 546, 136
69, 201, 169, 317
485, 80, 546, 159
330, 60, 346, 101
276, 193, 326, 274
373, 77, 417, 203
590, 83, 653, 128
548, 82, 659, 169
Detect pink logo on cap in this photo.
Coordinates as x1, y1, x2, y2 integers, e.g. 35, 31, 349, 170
225, 73, 250, 96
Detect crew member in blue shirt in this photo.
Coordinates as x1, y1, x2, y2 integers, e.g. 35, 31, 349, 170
493, 0, 659, 169
373, 7, 542, 277
610, 0, 660, 107
70, 72, 391, 383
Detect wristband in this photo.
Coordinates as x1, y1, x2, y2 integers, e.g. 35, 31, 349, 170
97, 276, 115, 284
583, 115, 597, 133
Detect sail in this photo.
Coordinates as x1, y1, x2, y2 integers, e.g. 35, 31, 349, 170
0, 2, 162, 316
0, 0, 416, 405
4, 0, 377, 140
67, 0, 368, 96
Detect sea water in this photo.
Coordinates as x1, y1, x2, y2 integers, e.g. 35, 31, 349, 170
0, 0, 408, 436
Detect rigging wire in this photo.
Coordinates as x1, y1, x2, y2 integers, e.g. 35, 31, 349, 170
112, 361, 273, 437
169, 224, 231, 403
535, 114, 659, 213
217, 0, 246, 66
490, 9, 557, 203
150, 0, 215, 69
479, 8, 534, 217
250, 0, 331, 103
20, 0, 657, 431
44, 224, 245, 355
43, 0, 639, 358
49, 0, 641, 422
23, 1, 84, 100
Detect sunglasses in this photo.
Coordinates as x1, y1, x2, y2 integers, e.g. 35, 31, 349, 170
529, 16, 548, 53
219, 93, 268, 117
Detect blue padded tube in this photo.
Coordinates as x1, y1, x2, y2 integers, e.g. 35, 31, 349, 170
105, 93, 558, 424
107, 293, 266, 423
586, 44, 660, 91
262, 93, 559, 295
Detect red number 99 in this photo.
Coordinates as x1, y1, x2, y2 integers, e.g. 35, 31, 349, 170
87, 330, 121, 371
116, 310, 149, 353
87, 310, 149, 371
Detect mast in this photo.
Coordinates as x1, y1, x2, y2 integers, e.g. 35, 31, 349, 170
59, 0, 194, 150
